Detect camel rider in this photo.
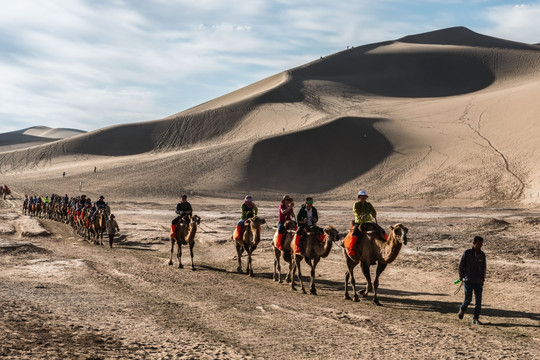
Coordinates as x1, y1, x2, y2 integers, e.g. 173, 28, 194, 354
348, 190, 377, 256
275, 195, 295, 249
92, 195, 108, 221
170, 194, 193, 240
234, 195, 258, 241
294, 197, 322, 251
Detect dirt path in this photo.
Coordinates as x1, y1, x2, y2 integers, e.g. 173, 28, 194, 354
1, 198, 539, 359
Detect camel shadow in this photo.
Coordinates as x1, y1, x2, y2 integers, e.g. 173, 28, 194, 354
372, 288, 540, 328
116, 239, 162, 251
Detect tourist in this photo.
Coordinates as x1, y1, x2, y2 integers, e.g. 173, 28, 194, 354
458, 236, 487, 325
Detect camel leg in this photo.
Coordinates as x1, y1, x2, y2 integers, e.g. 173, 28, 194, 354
360, 262, 373, 298
306, 257, 318, 295
189, 241, 196, 271
290, 256, 297, 291
295, 256, 306, 294
177, 243, 183, 269
100, 231, 104, 246
169, 239, 175, 265
285, 258, 293, 284
273, 248, 281, 282
247, 244, 256, 277
236, 243, 244, 273
372, 262, 387, 306
345, 257, 360, 302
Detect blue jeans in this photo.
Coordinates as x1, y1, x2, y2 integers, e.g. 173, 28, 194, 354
460, 282, 483, 319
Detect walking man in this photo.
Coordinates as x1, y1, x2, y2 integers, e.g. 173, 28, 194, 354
106, 214, 120, 248
458, 236, 486, 324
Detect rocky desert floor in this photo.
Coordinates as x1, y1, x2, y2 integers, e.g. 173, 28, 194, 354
1, 194, 539, 359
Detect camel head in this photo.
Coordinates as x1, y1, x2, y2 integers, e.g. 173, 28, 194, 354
283, 219, 296, 231
389, 223, 408, 245
323, 225, 340, 242
249, 216, 266, 227
190, 215, 201, 225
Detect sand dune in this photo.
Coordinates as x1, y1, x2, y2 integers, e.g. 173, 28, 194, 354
1, 27, 539, 206
0, 126, 86, 153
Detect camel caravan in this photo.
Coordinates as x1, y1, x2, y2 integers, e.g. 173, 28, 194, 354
170, 192, 407, 305
16, 188, 407, 304
22, 193, 113, 246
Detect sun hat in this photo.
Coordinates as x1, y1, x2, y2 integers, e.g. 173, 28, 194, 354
358, 190, 368, 197
110, 214, 115, 218
244, 195, 253, 202
282, 195, 293, 202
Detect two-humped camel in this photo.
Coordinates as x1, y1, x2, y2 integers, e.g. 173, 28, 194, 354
169, 214, 201, 270
343, 222, 408, 305
234, 216, 266, 276
291, 225, 340, 294
272, 220, 297, 283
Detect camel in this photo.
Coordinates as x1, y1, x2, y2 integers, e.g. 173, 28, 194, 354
272, 220, 297, 283
91, 208, 108, 245
234, 215, 266, 276
169, 214, 200, 270
343, 222, 408, 305
291, 226, 339, 294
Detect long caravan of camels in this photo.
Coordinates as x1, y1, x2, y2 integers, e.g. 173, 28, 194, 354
15, 189, 409, 305
22, 193, 111, 246
168, 195, 409, 306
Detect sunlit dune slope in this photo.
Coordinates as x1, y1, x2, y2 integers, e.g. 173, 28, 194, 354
1, 27, 539, 206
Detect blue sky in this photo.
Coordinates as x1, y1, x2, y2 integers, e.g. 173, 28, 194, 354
1, 0, 539, 133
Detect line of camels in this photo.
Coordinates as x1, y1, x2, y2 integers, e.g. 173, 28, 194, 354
23, 198, 109, 246
170, 213, 408, 306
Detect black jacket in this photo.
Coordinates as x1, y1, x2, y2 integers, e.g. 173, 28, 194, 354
459, 247, 486, 285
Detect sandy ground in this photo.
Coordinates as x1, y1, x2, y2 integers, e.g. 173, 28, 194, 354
1, 193, 539, 359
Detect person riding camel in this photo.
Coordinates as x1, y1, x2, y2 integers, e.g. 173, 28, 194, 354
293, 197, 322, 252
234, 195, 258, 241
275, 195, 295, 250
348, 190, 378, 256
92, 195, 108, 221
170, 194, 193, 240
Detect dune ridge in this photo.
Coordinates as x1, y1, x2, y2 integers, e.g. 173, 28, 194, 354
1, 27, 539, 206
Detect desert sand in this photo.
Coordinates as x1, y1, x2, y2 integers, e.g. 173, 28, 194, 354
1, 26, 540, 359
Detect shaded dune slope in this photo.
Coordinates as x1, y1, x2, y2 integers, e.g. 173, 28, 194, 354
246, 117, 392, 193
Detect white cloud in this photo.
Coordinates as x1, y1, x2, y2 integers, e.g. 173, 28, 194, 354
482, 3, 540, 44
1, 0, 539, 133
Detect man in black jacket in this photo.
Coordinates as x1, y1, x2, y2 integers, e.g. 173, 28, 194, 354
458, 236, 486, 324
293, 197, 321, 251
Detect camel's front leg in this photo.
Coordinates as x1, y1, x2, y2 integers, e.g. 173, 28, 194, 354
372, 262, 387, 306
273, 248, 281, 282
99, 230, 104, 246
246, 244, 256, 277
177, 243, 183, 269
290, 256, 297, 291
295, 256, 306, 294
169, 239, 175, 265
235, 242, 244, 273
189, 241, 196, 271
360, 262, 373, 298
285, 257, 294, 284
306, 257, 319, 295
345, 257, 360, 301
